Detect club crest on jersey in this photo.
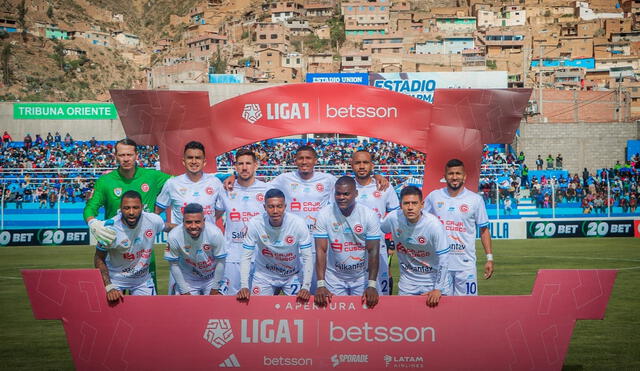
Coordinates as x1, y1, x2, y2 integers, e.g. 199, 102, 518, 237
141, 183, 150, 193
203, 244, 211, 251
285, 235, 295, 245
316, 183, 324, 192
206, 187, 214, 195
144, 229, 154, 238
373, 191, 382, 198
353, 224, 364, 234
256, 193, 264, 202
459, 204, 469, 213
417, 236, 426, 244
252, 286, 261, 295
123, 252, 134, 260
113, 188, 123, 197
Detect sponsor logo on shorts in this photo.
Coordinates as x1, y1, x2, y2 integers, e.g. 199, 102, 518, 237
141, 183, 150, 193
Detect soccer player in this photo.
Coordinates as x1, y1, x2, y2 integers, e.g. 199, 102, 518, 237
217, 149, 269, 295
94, 191, 174, 302
314, 176, 380, 308
155, 141, 225, 224
225, 144, 389, 292
424, 158, 494, 296
164, 203, 227, 295
381, 186, 450, 307
236, 189, 313, 301
84, 138, 171, 288
351, 150, 399, 295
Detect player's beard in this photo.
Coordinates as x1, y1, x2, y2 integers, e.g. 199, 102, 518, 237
447, 180, 464, 191
123, 213, 142, 228
355, 170, 372, 181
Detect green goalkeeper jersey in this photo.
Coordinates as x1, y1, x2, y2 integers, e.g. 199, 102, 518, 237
83, 167, 171, 221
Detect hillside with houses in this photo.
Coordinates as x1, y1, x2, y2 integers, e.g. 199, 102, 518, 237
1, 0, 639, 117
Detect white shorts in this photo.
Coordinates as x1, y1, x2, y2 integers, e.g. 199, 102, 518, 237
113, 277, 156, 296
221, 261, 253, 296
377, 248, 390, 295
325, 269, 366, 296
397, 276, 445, 296
169, 277, 219, 295
251, 273, 303, 296
448, 269, 478, 296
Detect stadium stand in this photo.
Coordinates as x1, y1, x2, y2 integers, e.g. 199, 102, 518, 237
0, 133, 638, 228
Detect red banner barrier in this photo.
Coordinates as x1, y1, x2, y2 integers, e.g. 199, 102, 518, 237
23, 269, 615, 370
110, 86, 531, 193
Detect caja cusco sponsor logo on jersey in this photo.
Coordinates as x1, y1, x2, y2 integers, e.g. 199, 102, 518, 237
396, 242, 430, 257
290, 199, 321, 212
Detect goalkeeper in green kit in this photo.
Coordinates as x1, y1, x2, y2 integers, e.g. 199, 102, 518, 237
84, 138, 171, 290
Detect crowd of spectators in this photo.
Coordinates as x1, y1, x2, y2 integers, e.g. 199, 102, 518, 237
1, 132, 638, 215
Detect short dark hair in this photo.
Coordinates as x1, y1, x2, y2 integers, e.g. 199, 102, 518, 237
296, 145, 317, 158
115, 138, 137, 153
445, 158, 464, 170
400, 186, 423, 201
183, 203, 204, 215
235, 148, 257, 162
351, 150, 372, 160
335, 175, 356, 189
121, 190, 142, 203
184, 141, 205, 155
265, 188, 285, 201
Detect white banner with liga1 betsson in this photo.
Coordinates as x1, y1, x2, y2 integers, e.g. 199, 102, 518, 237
369, 72, 508, 103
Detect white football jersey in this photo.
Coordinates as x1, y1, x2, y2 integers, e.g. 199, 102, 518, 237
424, 187, 489, 271
270, 171, 337, 232
164, 222, 227, 281
381, 210, 449, 288
355, 179, 399, 220
218, 180, 269, 262
155, 173, 224, 224
313, 203, 381, 280
242, 213, 312, 286
97, 212, 165, 287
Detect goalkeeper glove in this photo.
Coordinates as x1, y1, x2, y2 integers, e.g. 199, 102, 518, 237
88, 218, 117, 245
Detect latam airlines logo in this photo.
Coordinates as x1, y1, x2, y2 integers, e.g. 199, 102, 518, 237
203, 319, 234, 348
242, 104, 262, 124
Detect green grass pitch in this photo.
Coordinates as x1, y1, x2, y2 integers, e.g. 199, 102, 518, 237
0, 238, 638, 370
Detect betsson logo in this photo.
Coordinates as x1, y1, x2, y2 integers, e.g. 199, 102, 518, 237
329, 322, 435, 343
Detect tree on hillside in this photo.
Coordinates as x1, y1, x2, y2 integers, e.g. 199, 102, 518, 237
51, 40, 66, 71
17, 0, 28, 42
47, 4, 54, 19
210, 44, 227, 74
328, 14, 345, 50
1, 42, 12, 86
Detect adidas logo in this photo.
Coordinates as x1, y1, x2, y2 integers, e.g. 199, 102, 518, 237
219, 354, 240, 368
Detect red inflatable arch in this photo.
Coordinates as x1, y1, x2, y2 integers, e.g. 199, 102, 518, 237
111, 84, 531, 193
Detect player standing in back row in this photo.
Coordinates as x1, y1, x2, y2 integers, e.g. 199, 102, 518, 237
424, 159, 494, 296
